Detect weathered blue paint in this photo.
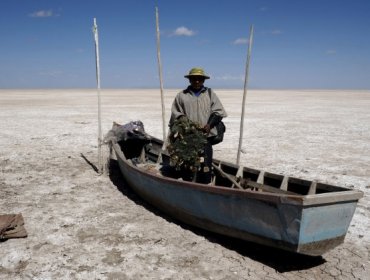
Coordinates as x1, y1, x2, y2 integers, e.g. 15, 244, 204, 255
300, 202, 357, 244
112, 142, 363, 256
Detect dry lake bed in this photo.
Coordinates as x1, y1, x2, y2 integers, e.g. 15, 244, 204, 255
1, 89, 369, 279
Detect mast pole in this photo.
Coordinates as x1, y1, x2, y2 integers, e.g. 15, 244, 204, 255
155, 7, 167, 143
93, 18, 103, 173
237, 25, 254, 165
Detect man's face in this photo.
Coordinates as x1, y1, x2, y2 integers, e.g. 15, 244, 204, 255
189, 76, 205, 90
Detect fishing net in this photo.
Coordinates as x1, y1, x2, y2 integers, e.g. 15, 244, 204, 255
104, 121, 148, 143
102, 120, 150, 173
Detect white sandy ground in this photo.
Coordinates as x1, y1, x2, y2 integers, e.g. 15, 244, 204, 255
0, 89, 369, 280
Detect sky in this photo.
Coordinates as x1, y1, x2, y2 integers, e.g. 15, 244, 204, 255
0, 0, 370, 89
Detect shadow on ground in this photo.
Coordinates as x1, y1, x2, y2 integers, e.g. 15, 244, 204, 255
107, 159, 325, 273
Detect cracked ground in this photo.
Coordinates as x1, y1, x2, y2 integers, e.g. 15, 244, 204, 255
1, 89, 369, 279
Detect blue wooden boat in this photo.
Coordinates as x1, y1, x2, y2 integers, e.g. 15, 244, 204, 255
107, 122, 363, 256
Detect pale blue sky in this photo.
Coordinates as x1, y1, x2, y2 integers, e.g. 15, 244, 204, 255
0, 0, 369, 89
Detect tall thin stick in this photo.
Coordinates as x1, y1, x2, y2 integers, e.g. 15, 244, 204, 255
93, 18, 103, 173
237, 25, 254, 165
155, 7, 167, 144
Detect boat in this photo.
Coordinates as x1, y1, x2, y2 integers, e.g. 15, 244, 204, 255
106, 121, 363, 256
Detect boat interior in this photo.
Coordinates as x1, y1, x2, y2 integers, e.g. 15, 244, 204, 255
115, 136, 353, 196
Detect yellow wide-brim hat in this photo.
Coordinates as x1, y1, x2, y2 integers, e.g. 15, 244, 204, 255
184, 67, 210, 79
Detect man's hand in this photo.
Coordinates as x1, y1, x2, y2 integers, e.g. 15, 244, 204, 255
203, 124, 211, 134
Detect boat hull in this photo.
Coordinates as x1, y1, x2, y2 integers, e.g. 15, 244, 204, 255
112, 142, 361, 256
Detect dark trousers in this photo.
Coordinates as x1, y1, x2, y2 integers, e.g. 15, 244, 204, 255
196, 140, 213, 184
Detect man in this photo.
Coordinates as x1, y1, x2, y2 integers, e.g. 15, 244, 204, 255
169, 67, 227, 184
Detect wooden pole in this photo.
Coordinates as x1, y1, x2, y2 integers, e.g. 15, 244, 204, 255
93, 18, 103, 173
212, 163, 243, 189
155, 7, 167, 143
236, 25, 254, 165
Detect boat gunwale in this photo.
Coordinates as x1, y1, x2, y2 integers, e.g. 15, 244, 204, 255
111, 142, 363, 207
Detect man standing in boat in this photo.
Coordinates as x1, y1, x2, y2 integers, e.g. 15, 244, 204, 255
169, 67, 227, 184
